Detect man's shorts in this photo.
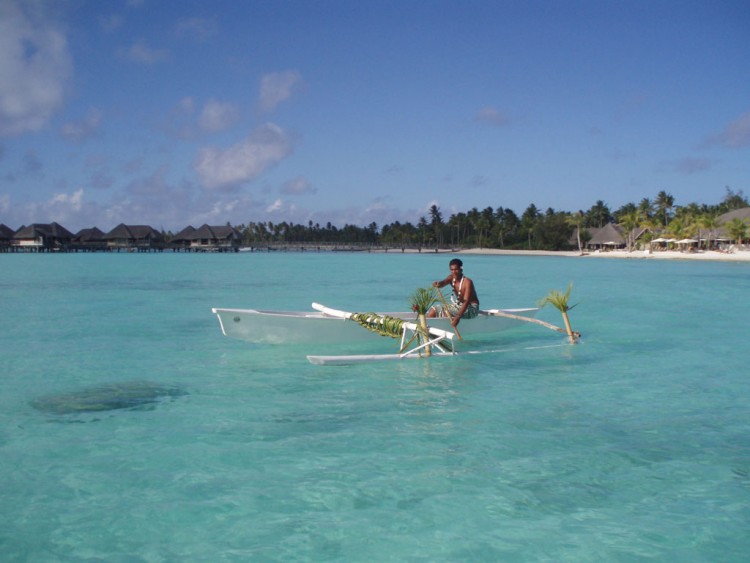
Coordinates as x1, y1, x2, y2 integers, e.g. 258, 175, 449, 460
440, 302, 479, 319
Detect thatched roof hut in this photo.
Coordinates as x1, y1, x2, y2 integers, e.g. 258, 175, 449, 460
13, 222, 75, 250
586, 223, 625, 249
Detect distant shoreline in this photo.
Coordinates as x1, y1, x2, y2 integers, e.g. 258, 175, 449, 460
364, 246, 750, 262
5, 245, 749, 262
452, 247, 750, 262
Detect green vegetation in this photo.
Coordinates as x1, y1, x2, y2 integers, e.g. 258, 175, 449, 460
408, 286, 440, 316
350, 312, 405, 339
538, 284, 579, 344
227, 187, 749, 251
407, 287, 441, 357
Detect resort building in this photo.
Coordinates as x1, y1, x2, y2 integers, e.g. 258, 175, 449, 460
104, 224, 165, 251
11, 223, 75, 252
170, 224, 242, 252
0, 224, 15, 252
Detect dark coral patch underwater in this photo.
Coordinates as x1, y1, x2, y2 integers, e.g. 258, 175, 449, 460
30, 381, 187, 415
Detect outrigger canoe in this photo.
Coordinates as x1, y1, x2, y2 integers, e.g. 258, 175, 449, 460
211, 302, 540, 346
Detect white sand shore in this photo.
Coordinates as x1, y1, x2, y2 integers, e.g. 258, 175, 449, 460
456, 247, 750, 262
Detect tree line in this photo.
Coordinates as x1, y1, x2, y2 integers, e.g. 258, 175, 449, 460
226, 188, 748, 250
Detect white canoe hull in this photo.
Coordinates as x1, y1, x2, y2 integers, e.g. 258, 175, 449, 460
211, 304, 539, 345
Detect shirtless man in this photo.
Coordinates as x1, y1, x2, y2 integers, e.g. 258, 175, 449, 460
427, 258, 479, 327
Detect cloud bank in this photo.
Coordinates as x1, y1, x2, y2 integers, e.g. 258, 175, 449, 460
194, 123, 293, 190
0, 1, 72, 136
258, 70, 302, 114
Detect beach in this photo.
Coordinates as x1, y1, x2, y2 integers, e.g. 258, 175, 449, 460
457, 247, 750, 262
372, 246, 750, 262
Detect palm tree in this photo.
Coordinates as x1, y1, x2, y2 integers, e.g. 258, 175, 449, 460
665, 216, 698, 251
639, 215, 660, 252
449, 212, 470, 248
566, 211, 584, 254
466, 207, 481, 246
618, 210, 641, 251
638, 198, 654, 220
417, 216, 428, 247
495, 207, 520, 247
476, 207, 494, 248
698, 213, 720, 250
521, 204, 541, 249
429, 205, 443, 248
720, 187, 749, 212
725, 218, 748, 245
655, 191, 675, 227
585, 200, 612, 228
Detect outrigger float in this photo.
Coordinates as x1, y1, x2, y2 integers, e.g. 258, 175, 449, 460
212, 285, 580, 365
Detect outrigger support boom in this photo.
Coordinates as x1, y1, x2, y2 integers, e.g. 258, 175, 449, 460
308, 302, 457, 365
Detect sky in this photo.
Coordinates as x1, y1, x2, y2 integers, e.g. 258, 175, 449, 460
1, 0, 749, 233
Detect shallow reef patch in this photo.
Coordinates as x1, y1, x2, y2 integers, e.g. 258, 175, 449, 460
30, 380, 187, 415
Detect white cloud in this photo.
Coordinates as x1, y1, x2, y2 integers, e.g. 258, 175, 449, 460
195, 123, 293, 190
266, 198, 283, 213
198, 99, 240, 133
705, 111, 750, 149
18, 188, 88, 227
163, 97, 240, 139
258, 70, 302, 113
60, 108, 102, 142
50, 188, 84, 211
0, 1, 72, 136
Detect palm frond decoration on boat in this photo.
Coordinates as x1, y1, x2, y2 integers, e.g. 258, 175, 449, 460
348, 307, 453, 357
408, 286, 441, 357
408, 286, 440, 315
350, 312, 405, 338
537, 283, 580, 344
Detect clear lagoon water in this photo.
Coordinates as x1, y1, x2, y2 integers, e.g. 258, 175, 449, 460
1, 252, 749, 561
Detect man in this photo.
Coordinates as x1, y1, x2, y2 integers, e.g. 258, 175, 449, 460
427, 258, 479, 327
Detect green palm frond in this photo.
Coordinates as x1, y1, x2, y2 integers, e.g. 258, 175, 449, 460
409, 286, 440, 315
351, 312, 405, 338
538, 283, 577, 313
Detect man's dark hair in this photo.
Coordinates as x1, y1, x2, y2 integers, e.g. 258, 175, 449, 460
449, 258, 463, 268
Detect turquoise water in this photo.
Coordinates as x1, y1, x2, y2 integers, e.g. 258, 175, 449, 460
1, 252, 749, 561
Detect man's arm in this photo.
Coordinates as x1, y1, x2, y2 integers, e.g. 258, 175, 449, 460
432, 274, 452, 289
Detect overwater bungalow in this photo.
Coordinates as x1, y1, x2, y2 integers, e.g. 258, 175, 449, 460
12, 222, 75, 252
170, 226, 196, 251
172, 224, 242, 252
73, 227, 108, 251
104, 224, 165, 251
0, 224, 15, 252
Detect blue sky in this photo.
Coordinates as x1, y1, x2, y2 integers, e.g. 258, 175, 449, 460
1, 0, 748, 232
